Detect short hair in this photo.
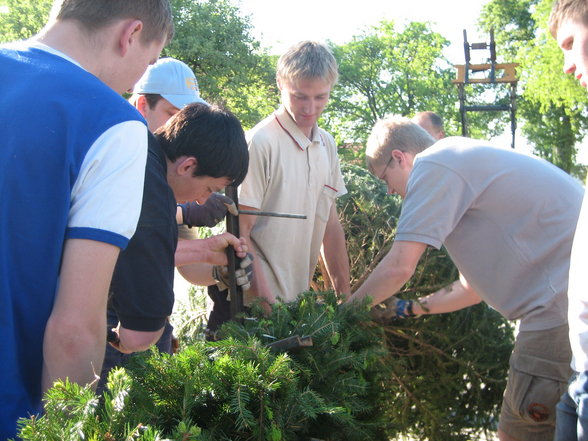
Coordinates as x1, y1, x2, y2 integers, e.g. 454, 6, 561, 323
129, 93, 164, 110
156, 103, 249, 186
276, 40, 339, 86
51, 0, 174, 44
366, 115, 435, 174
549, 0, 588, 37
413, 111, 443, 130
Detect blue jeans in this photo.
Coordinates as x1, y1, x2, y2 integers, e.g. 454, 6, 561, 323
555, 371, 588, 441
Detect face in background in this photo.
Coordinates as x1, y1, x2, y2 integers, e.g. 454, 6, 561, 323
278, 77, 332, 138
139, 97, 180, 132
557, 18, 588, 89
413, 115, 444, 140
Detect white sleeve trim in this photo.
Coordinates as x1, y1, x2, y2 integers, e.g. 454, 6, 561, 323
68, 120, 148, 242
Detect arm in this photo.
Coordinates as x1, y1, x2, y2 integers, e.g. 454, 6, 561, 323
238, 205, 277, 305
111, 233, 248, 352
412, 274, 482, 315
110, 325, 164, 354
42, 239, 119, 392
321, 204, 351, 299
177, 263, 215, 286
175, 234, 249, 286
175, 233, 248, 266
347, 240, 427, 307
176, 193, 234, 228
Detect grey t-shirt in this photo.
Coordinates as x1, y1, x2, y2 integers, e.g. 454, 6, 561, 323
396, 137, 584, 331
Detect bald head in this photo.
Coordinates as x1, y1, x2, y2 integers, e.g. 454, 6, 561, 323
412, 111, 445, 140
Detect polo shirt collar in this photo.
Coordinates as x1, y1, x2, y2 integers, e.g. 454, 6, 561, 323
274, 106, 321, 151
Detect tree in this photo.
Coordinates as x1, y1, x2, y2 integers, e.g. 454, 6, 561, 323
479, 0, 588, 175
0, 0, 51, 42
165, 0, 278, 129
324, 21, 459, 148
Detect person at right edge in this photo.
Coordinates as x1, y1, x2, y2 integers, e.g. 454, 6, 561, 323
550, 1, 588, 439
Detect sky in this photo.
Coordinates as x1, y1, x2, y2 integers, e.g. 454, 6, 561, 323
239, 0, 492, 64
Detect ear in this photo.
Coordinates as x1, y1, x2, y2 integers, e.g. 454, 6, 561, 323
119, 19, 144, 57
393, 149, 415, 168
276, 75, 282, 91
136, 95, 149, 117
174, 156, 198, 176
391, 149, 405, 163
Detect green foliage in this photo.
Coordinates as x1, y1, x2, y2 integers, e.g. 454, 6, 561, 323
479, 0, 588, 174
124, 339, 317, 441
324, 21, 459, 145
337, 163, 400, 285
220, 292, 394, 441
15, 371, 177, 441
381, 305, 513, 441
21, 299, 387, 440
16, 293, 511, 441
0, 0, 51, 43
165, 0, 278, 130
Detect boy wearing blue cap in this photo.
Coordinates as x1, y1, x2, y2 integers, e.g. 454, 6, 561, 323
131, 57, 208, 132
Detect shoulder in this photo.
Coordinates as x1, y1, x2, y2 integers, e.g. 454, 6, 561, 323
247, 114, 279, 142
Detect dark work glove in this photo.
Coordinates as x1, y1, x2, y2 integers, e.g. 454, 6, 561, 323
370, 297, 416, 320
212, 253, 254, 291
179, 193, 235, 228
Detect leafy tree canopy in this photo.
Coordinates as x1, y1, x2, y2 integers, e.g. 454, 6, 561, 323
324, 21, 459, 147
479, 0, 588, 175
165, 0, 278, 129
0, 0, 52, 42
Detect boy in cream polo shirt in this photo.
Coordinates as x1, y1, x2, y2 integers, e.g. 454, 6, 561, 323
238, 41, 351, 307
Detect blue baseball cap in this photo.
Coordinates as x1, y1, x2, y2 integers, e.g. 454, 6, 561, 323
133, 57, 208, 109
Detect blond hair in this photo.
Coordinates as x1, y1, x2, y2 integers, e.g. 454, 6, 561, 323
366, 115, 435, 174
276, 40, 339, 86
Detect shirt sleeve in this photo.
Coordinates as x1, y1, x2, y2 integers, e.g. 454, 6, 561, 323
66, 120, 148, 249
238, 132, 270, 209
110, 222, 176, 331
395, 159, 476, 249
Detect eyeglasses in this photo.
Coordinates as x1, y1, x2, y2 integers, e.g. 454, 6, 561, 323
378, 156, 394, 181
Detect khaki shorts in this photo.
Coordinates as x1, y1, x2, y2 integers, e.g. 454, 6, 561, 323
499, 324, 572, 441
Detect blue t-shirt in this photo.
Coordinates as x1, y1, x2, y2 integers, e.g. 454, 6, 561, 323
0, 44, 147, 439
